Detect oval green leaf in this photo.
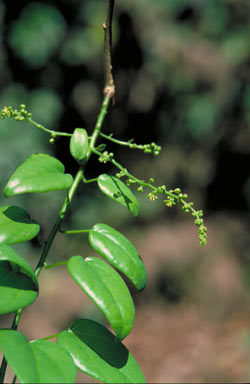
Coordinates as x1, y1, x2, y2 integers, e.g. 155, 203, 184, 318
97, 174, 140, 217
29, 340, 77, 383
4, 153, 73, 197
0, 330, 39, 383
89, 223, 147, 291
0, 330, 77, 383
67, 256, 135, 341
0, 205, 40, 244
57, 319, 146, 384
0, 244, 38, 314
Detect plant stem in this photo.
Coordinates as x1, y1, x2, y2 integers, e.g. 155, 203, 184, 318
100, 132, 131, 146
86, 94, 111, 161
27, 117, 72, 137
34, 215, 64, 277
35, 165, 85, 276
83, 175, 98, 183
103, 0, 115, 97
0, 359, 7, 383
31, 333, 60, 342
34, 93, 112, 282
44, 261, 67, 269
63, 229, 90, 234
33, 0, 115, 275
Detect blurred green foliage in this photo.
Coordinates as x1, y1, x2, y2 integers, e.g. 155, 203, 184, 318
8, 3, 66, 69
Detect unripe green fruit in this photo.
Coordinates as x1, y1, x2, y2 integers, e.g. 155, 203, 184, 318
70, 128, 89, 163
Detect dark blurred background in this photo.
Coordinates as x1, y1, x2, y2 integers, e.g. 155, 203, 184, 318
1, 0, 250, 382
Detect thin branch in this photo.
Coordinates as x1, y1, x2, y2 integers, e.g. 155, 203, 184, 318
60, 229, 90, 234
86, 94, 111, 160
103, 0, 115, 98
27, 116, 72, 137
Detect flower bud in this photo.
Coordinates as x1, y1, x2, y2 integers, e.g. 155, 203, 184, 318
70, 128, 89, 164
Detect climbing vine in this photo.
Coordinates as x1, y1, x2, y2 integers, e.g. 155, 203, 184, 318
0, 1, 206, 383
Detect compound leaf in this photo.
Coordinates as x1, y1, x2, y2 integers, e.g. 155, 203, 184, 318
97, 174, 140, 217
57, 319, 146, 384
4, 153, 73, 197
0, 205, 40, 244
89, 223, 147, 291
0, 244, 38, 314
67, 256, 135, 341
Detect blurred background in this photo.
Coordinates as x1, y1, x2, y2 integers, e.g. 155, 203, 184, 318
1, 0, 250, 382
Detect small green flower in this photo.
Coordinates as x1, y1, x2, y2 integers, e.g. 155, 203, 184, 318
98, 151, 110, 163
148, 191, 158, 201
164, 199, 175, 207
157, 185, 166, 193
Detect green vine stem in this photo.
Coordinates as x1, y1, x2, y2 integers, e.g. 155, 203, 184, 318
86, 95, 111, 160
82, 175, 98, 184
37, 333, 60, 341
44, 261, 67, 269
60, 229, 90, 235
30, 94, 111, 303
100, 132, 162, 155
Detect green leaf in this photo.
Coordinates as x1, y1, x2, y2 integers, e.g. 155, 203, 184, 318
29, 340, 77, 383
67, 256, 135, 341
0, 330, 38, 383
0, 205, 40, 244
57, 319, 146, 384
0, 330, 77, 383
0, 244, 38, 314
4, 153, 73, 197
97, 174, 140, 217
89, 223, 147, 291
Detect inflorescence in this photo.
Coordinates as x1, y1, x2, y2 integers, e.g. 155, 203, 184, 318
1, 105, 31, 121
128, 141, 162, 156
100, 151, 207, 246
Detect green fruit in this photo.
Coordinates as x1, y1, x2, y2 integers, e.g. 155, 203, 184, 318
70, 128, 89, 163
